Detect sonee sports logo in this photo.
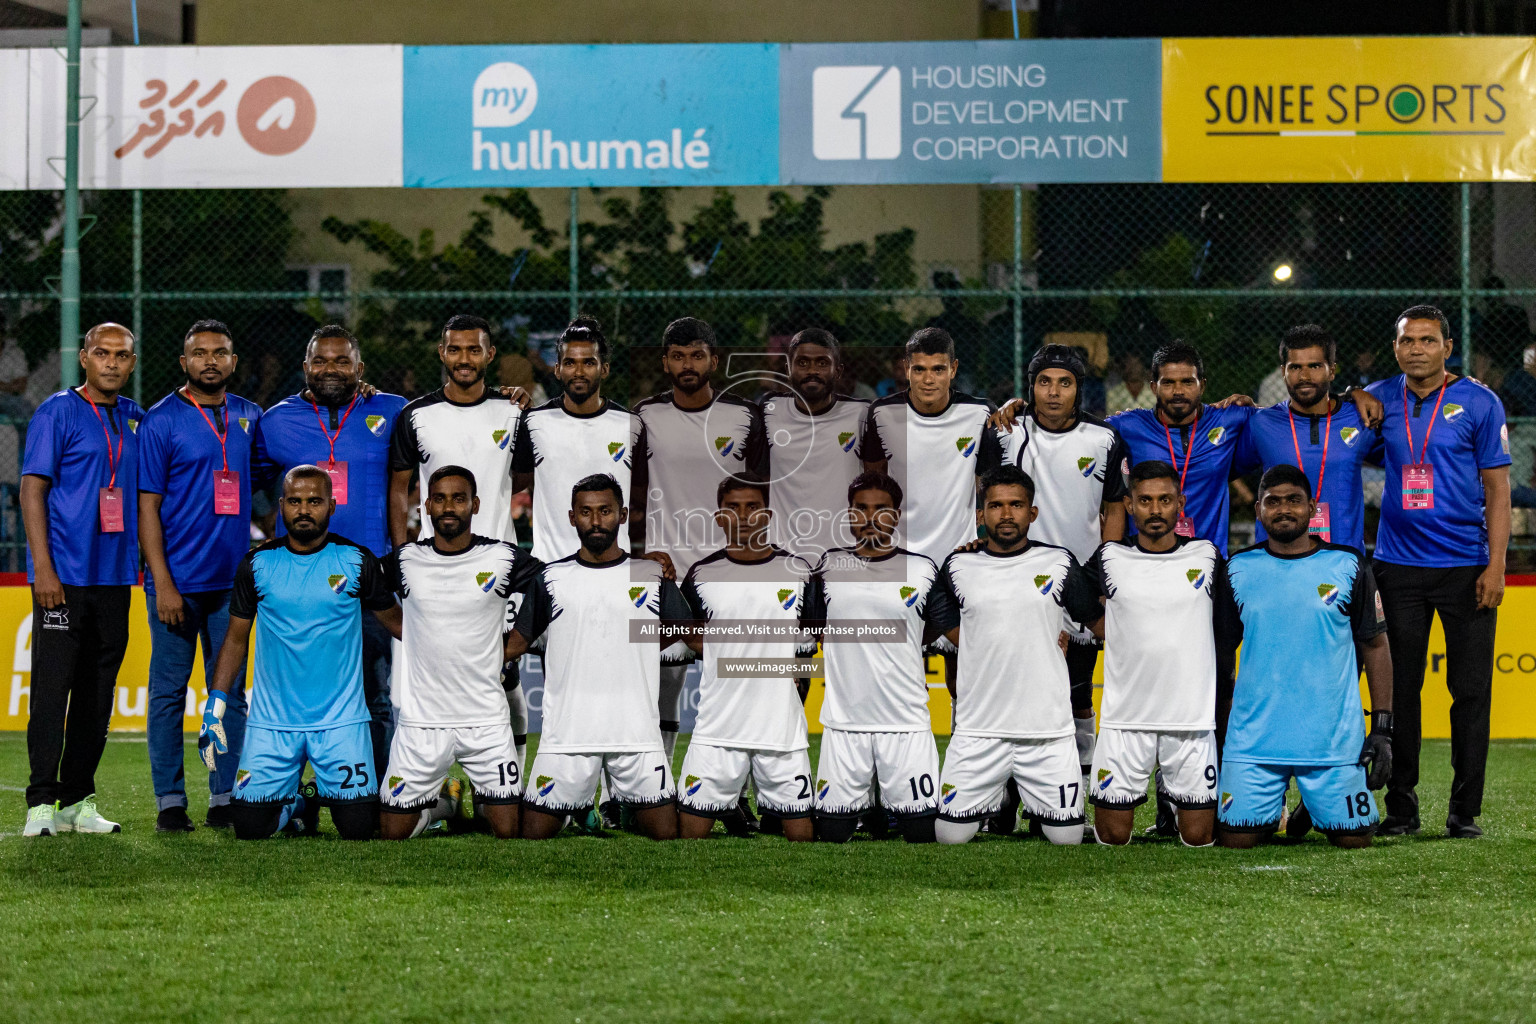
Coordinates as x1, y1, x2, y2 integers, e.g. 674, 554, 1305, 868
812, 65, 901, 161
777, 588, 796, 611
1317, 583, 1339, 606
327, 574, 348, 594
476, 571, 497, 592
629, 586, 649, 608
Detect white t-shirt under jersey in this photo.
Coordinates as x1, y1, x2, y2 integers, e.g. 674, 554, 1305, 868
926, 543, 1099, 740
390, 388, 524, 543
1086, 537, 1222, 731
513, 552, 691, 753
512, 398, 641, 564
800, 547, 939, 733
681, 547, 810, 752
862, 392, 999, 564
383, 536, 539, 728
760, 393, 871, 566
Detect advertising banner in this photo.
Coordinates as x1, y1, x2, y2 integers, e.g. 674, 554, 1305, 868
778, 39, 1162, 185
402, 43, 779, 188
23, 45, 403, 189
1162, 36, 1536, 182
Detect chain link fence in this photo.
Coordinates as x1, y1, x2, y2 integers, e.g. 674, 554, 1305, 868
2, 182, 1534, 568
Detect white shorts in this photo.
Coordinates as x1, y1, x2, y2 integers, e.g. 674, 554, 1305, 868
939, 734, 1085, 826
677, 743, 813, 819
525, 750, 675, 815
382, 722, 522, 811
1089, 727, 1218, 810
815, 728, 939, 818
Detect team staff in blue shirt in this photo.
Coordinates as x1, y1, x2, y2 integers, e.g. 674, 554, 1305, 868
138, 320, 264, 833
1365, 305, 1512, 839
19, 323, 144, 837
252, 325, 406, 777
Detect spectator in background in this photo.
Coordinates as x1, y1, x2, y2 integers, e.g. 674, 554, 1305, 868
498, 347, 548, 407
1349, 348, 1381, 389
1474, 276, 1531, 366
926, 271, 984, 393
839, 361, 877, 401
1256, 363, 1288, 407
0, 311, 36, 483
875, 354, 908, 398
1500, 341, 1536, 416
1105, 350, 1156, 414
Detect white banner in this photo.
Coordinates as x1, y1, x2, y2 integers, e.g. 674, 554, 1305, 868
21, 45, 402, 189
0, 50, 27, 189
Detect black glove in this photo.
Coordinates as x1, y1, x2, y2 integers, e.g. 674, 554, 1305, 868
1358, 710, 1393, 790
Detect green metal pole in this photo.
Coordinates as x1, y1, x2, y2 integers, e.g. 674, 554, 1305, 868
1012, 185, 1023, 397
58, 0, 82, 388
132, 189, 143, 406
568, 188, 579, 320
1460, 182, 1473, 373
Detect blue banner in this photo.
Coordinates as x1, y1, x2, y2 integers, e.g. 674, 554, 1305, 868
777, 40, 1162, 185
403, 43, 780, 188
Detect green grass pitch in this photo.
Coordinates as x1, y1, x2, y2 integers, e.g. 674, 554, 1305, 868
0, 733, 1532, 1023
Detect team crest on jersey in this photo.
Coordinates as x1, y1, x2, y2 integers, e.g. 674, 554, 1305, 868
1339, 426, 1360, 447
1220, 791, 1233, 813
629, 586, 648, 607
238, 417, 250, 432
366, 414, 387, 436
1186, 568, 1206, 589
955, 436, 977, 457
235, 769, 251, 790
476, 571, 496, 592
1096, 768, 1113, 792
128, 419, 139, 432
838, 431, 856, 451
899, 585, 918, 607
327, 573, 347, 593
1317, 583, 1339, 606
816, 778, 830, 801
1076, 456, 1096, 477
1442, 403, 1465, 422
388, 776, 406, 799
941, 783, 957, 806
492, 428, 510, 449
608, 440, 625, 462
1206, 426, 1226, 446
713, 436, 735, 458
536, 775, 555, 798
684, 775, 703, 797
1033, 573, 1054, 595
777, 588, 796, 610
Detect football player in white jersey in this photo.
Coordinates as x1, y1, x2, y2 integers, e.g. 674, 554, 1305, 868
925, 465, 1102, 846
506, 473, 691, 841
678, 473, 814, 842
800, 471, 947, 844
374, 466, 539, 839
1080, 461, 1228, 847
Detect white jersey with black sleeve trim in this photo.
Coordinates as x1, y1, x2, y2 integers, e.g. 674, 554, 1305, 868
681, 547, 810, 752
511, 398, 641, 564
998, 412, 1130, 563
389, 388, 524, 543
1086, 537, 1222, 731
512, 552, 691, 754
861, 392, 1000, 564
633, 391, 768, 576
382, 536, 540, 728
924, 543, 1101, 740
759, 393, 871, 565
799, 547, 940, 732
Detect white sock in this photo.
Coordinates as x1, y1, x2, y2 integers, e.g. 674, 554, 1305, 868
1041, 821, 1085, 846
507, 685, 528, 766
935, 819, 979, 845
662, 731, 678, 762
409, 790, 461, 838
1074, 716, 1096, 770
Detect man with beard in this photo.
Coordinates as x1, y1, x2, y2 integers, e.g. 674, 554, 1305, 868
1081, 461, 1226, 847
199, 466, 395, 840
505, 474, 691, 841
373, 466, 539, 840
760, 329, 877, 565
924, 466, 1101, 847
1213, 465, 1394, 849
138, 320, 263, 832
253, 325, 406, 778
389, 314, 531, 769
632, 317, 767, 768
21, 323, 142, 837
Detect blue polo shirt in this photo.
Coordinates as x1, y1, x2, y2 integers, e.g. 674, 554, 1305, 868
252, 391, 406, 557
139, 390, 264, 595
1366, 374, 1511, 568
1108, 403, 1255, 556
1237, 399, 1381, 554
22, 388, 144, 587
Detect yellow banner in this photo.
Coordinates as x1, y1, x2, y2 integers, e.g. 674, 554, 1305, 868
1162, 37, 1536, 182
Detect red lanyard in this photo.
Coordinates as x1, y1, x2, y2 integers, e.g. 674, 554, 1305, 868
1403, 377, 1450, 465
182, 387, 229, 472
1163, 411, 1199, 494
1287, 402, 1332, 497
78, 387, 123, 488
310, 394, 358, 464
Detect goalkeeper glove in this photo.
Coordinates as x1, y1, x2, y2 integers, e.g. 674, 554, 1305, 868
198, 690, 229, 771
1358, 710, 1393, 790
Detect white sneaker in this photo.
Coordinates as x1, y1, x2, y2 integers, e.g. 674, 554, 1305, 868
56, 795, 121, 833
23, 803, 56, 837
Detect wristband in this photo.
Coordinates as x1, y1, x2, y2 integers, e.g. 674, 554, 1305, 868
1370, 710, 1393, 736
204, 689, 229, 715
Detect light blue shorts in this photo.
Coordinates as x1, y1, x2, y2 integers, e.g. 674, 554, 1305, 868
1218, 760, 1378, 835
233, 723, 377, 804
